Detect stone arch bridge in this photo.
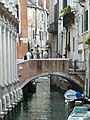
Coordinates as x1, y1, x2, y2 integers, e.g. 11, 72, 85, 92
17, 59, 84, 92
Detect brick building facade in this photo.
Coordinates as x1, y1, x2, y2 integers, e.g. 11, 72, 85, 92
17, 0, 49, 60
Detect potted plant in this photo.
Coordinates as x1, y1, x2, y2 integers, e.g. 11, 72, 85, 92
60, 5, 71, 16
79, 0, 85, 2
65, 44, 70, 51
70, 14, 74, 24
84, 37, 90, 46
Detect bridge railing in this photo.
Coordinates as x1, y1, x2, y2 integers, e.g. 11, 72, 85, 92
69, 60, 85, 72
17, 58, 70, 85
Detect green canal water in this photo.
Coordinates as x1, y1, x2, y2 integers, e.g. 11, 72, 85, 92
5, 77, 68, 120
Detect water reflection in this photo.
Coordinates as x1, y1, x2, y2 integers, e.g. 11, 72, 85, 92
5, 77, 67, 120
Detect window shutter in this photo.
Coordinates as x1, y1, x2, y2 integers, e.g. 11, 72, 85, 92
63, 0, 67, 8
33, 30, 35, 39
15, 4, 19, 33
84, 10, 88, 32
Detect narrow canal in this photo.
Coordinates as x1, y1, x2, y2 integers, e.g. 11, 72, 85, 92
5, 77, 68, 120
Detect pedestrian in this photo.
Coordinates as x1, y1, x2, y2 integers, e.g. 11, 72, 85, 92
56, 53, 60, 58
43, 50, 48, 59
24, 53, 27, 60
30, 49, 34, 59
26, 50, 31, 60
36, 50, 40, 59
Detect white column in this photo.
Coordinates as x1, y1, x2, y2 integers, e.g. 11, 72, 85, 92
3, 23, 8, 86
7, 25, 11, 84
58, 20, 61, 53
43, 0, 46, 9
12, 31, 16, 83
0, 18, 4, 86
10, 27, 13, 84
14, 32, 18, 82
11, 30, 14, 84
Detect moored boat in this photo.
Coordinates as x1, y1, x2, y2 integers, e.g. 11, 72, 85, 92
64, 89, 77, 101
68, 106, 90, 120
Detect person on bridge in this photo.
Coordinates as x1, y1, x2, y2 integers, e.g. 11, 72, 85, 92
26, 50, 31, 60
43, 50, 48, 59
30, 49, 34, 59
36, 50, 40, 59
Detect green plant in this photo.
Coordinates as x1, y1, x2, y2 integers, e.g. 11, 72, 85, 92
79, 0, 85, 2
84, 37, 90, 46
60, 5, 71, 15
65, 44, 70, 51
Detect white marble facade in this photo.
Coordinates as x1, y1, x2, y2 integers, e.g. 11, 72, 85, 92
0, 1, 22, 118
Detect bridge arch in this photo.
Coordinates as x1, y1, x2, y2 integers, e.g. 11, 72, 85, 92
20, 72, 83, 92
17, 59, 84, 93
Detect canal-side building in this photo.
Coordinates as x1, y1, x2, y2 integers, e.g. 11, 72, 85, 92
27, 0, 49, 58
77, 0, 90, 97
58, 0, 79, 60
0, 0, 22, 118
48, 0, 90, 97
48, 0, 78, 59
16, 0, 28, 60
48, 0, 58, 58
17, 0, 49, 60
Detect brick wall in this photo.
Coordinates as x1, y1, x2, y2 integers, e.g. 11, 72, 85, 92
17, 59, 69, 84
17, 0, 28, 59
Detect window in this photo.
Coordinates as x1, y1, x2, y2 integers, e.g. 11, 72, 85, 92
33, 30, 35, 39
63, 0, 67, 8
42, 32, 44, 40
15, 4, 19, 33
82, 14, 83, 33
84, 10, 88, 32
42, 14, 44, 21
39, 31, 41, 40
73, 37, 75, 51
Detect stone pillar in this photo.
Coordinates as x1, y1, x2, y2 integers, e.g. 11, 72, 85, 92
0, 18, 4, 87
10, 28, 14, 84
12, 31, 15, 83
14, 31, 19, 84
7, 25, 11, 84
13, 30, 18, 83
3, 23, 8, 86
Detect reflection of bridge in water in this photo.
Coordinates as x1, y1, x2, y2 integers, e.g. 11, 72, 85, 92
17, 59, 84, 92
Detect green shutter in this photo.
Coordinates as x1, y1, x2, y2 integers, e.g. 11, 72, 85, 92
63, 0, 67, 8
84, 10, 88, 32
39, 31, 41, 40
16, 23, 19, 33
33, 30, 34, 39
